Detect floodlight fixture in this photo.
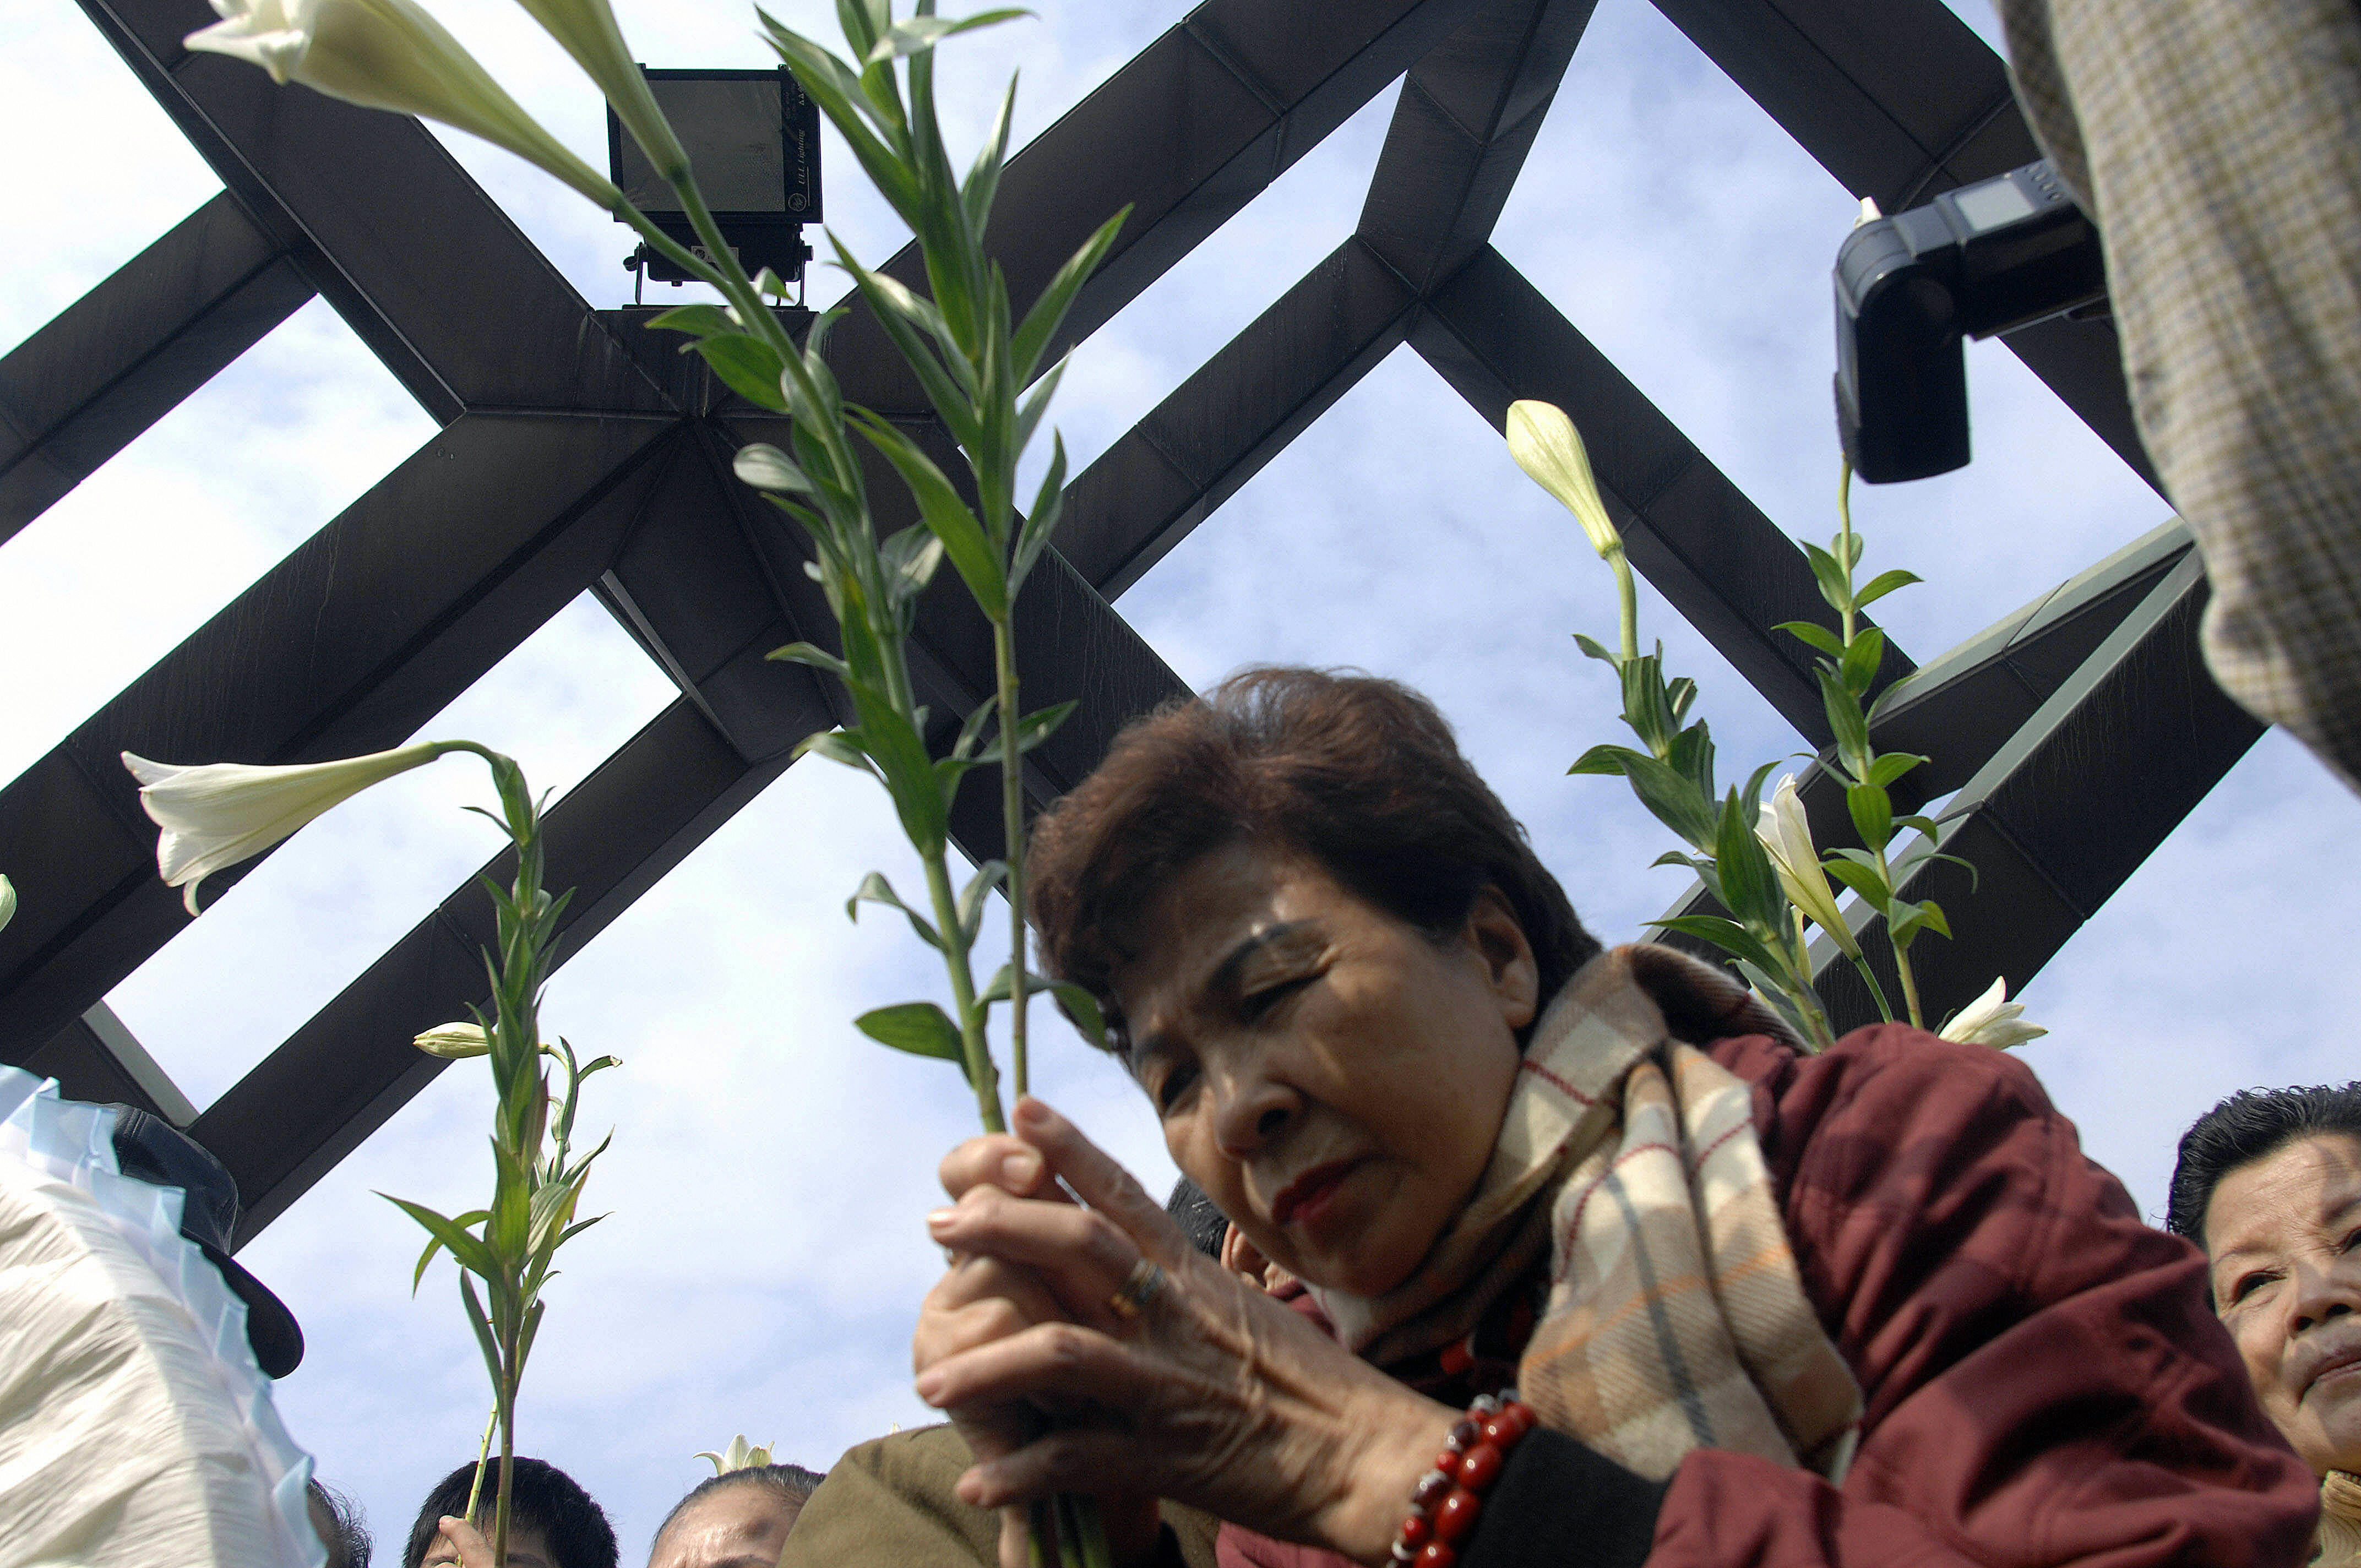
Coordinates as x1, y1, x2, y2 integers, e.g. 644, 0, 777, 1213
609, 66, 822, 297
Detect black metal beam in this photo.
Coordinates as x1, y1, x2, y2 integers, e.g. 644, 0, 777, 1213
1813, 547, 2261, 1031
1646, 521, 2200, 958
1414, 245, 1913, 742
1646, 0, 2158, 493
1358, 0, 1597, 290
1055, 0, 1600, 600
0, 415, 681, 1057
193, 695, 809, 1240
19, 1002, 199, 1128
0, 191, 313, 544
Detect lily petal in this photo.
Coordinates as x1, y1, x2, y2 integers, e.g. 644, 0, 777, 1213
1755, 776, 1864, 960
124, 740, 447, 914
1938, 976, 2048, 1048
185, 0, 622, 208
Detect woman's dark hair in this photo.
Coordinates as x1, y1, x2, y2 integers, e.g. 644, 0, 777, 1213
2166, 1082, 2361, 1243
308, 1479, 372, 1568
402, 1458, 617, 1568
1027, 667, 1597, 1047
652, 1464, 827, 1549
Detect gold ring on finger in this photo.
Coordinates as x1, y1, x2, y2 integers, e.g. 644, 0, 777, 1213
1107, 1257, 1166, 1321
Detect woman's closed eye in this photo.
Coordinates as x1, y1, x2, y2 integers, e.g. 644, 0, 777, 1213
1239, 972, 1317, 1023
2227, 1267, 2280, 1306
1152, 1058, 1199, 1114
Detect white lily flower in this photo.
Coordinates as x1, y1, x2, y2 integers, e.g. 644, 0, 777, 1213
1755, 776, 1864, 960
0, 874, 14, 934
697, 1435, 776, 1474
123, 741, 449, 915
1506, 400, 1620, 559
1938, 977, 2048, 1049
414, 1022, 493, 1059
184, 0, 623, 209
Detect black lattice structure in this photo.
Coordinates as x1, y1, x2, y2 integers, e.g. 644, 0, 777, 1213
0, 0, 2261, 1245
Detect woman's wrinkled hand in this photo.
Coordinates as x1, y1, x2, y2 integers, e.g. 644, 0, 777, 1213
913, 1098, 1455, 1567
916, 1119, 1163, 1568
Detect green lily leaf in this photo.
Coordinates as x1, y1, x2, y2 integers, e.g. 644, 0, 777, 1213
693, 334, 791, 413
1713, 787, 1781, 929
791, 727, 883, 786
1802, 541, 1851, 615
846, 869, 945, 951
864, 9, 1031, 66
734, 442, 816, 494
1568, 743, 1634, 776
1647, 914, 1785, 979
1011, 435, 1069, 591
1818, 665, 1873, 777
1775, 619, 1846, 660
857, 1001, 970, 1082
849, 411, 1008, 619
1011, 207, 1129, 384
383, 1194, 498, 1286
1572, 631, 1619, 666
645, 302, 737, 339
1839, 625, 1885, 698
1822, 853, 1888, 907
1863, 751, 1926, 788
1847, 782, 1894, 853
978, 964, 1110, 1050
956, 860, 1007, 945
1853, 568, 1923, 609
1622, 750, 1721, 851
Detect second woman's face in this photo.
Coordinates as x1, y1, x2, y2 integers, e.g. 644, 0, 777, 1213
1111, 841, 1538, 1298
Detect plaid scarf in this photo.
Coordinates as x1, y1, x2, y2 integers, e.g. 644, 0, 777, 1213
1311, 945, 1862, 1482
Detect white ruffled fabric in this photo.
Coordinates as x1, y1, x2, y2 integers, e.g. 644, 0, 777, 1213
0, 1065, 325, 1568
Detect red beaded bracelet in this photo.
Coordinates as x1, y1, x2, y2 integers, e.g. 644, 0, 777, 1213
1389, 1389, 1537, 1567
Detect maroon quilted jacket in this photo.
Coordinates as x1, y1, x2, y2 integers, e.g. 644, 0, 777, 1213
1217, 1024, 2319, 1568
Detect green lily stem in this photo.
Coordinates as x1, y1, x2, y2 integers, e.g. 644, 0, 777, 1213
922, 846, 1007, 1133
995, 617, 1030, 1099
1843, 950, 1899, 1027
462, 1405, 497, 1524
494, 1361, 518, 1568
1836, 459, 1858, 647
1607, 543, 1640, 668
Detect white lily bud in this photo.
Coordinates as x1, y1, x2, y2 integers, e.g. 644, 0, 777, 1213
413, 1022, 493, 1059
184, 0, 623, 209
123, 741, 449, 915
1506, 400, 1620, 560
1755, 776, 1864, 961
1938, 977, 2048, 1049
0, 874, 14, 934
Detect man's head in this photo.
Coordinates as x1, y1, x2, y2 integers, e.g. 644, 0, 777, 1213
648, 1467, 824, 1568
404, 1458, 617, 1568
2169, 1084, 2361, 1476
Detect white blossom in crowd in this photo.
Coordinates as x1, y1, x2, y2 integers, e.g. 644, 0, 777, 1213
1938, 977, 2049, 1049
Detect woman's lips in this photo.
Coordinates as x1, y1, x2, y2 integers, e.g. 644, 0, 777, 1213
1271, 1158, 1364, 1228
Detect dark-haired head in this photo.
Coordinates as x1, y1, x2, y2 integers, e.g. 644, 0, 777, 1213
650, 1465, 826, 1568
402, 1457, 616, 1568
2167, 1083, 2361, 1246
309, 1478, 372, 1568
1027, 667, 1597, 1049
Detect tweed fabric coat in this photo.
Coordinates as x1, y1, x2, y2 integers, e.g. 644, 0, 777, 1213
1998, 0, 2361, 792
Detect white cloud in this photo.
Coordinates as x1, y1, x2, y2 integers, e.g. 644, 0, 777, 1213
9, 0, 2361, 1559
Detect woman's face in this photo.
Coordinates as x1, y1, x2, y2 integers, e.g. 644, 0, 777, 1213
1111, 841, 1537, 1298
2204, 1132, 2361, 1476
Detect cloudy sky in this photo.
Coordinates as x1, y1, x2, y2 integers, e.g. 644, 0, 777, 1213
7, 0, 2360, 1559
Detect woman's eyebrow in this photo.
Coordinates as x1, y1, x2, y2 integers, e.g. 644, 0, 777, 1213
1207, 921, 1316, 996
